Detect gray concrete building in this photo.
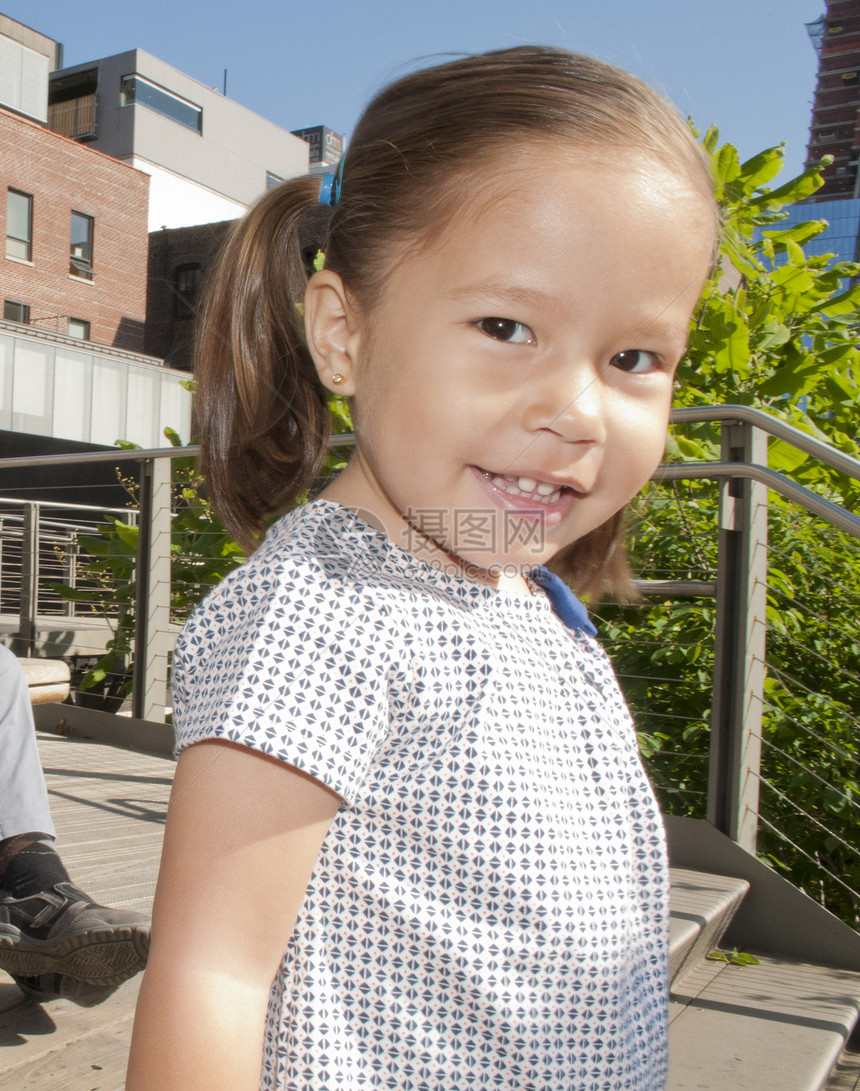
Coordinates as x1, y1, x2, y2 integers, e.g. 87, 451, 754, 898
48, 50, 312, 229
0, 317, 191, 449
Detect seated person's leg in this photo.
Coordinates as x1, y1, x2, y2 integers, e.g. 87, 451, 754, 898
0, 647, 150, 1006
0, 645, 54, 842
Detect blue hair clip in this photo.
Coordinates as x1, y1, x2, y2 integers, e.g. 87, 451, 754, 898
318, 156, 345, 207
319, 173, 337, 206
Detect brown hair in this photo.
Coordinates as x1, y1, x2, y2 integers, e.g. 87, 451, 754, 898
195, 46, 715, 590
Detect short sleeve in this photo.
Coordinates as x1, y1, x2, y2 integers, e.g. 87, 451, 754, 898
172, 553, 395, 807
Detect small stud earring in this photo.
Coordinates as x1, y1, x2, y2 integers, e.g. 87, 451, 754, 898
332, 373, 345, 385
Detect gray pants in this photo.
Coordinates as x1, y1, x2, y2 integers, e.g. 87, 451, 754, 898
0, 645, 54, 840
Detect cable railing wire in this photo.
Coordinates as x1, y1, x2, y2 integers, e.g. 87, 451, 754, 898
765, 638, 860, 694
757, 813, 860, 909
764, 663, 860, 726
766, 584, 860, 647
758, 776, 860, 864
762, 700, 860, 770
759, 734, 860, 810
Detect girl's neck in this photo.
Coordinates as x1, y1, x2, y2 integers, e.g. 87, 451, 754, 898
318, 471, 531, 596
401, 512, 526, 592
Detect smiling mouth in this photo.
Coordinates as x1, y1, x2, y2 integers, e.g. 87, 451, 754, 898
479, 470, 575, 506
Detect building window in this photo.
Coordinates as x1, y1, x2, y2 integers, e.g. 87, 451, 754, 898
70, 212, 94, 280
3, 299, 30, 324
174, 263, 202, 317
6, 189, 32, 261
120, 74, 202, 134
67, 317, 90, 340
266, 171, 285, 191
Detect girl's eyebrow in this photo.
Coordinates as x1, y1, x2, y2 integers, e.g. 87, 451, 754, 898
444, 281, 566, 312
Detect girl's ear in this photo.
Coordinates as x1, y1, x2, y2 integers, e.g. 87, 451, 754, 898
304, 270, 361, 396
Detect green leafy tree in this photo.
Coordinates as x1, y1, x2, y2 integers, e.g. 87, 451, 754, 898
52, 427, 245, 700
595, 131, 860, 923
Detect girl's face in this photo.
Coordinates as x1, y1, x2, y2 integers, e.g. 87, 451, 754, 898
321, 149, 715, 586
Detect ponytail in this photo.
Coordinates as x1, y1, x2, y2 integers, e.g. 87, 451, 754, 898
194, 175, 331, 551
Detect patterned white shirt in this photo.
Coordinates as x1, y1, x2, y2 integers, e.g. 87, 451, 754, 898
173, 499, 668, 1090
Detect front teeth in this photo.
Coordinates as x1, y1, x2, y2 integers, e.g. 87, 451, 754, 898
489, 473, 562, 505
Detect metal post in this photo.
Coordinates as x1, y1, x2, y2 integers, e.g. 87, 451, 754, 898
708, 421, 769, 852
132, 458, 172, 722
65, 535, 79, 618
18, 504, 39, 656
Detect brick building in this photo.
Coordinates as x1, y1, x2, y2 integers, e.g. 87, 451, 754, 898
805, 0, 860, 199
145, 219, 232, 370
1, 105, 150, 351
776, 2, 860, 278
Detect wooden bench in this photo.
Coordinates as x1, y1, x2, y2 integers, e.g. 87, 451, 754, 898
18, 658, 71, 705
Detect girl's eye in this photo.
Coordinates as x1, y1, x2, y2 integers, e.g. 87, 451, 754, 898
610, 349, 660, 374
476, 317, 536, 345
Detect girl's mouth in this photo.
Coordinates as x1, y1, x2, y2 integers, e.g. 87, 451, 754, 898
484, 472, 563, 505
470, 466, 584, 525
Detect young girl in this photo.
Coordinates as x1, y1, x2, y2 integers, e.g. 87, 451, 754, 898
127, 47, 717, 1090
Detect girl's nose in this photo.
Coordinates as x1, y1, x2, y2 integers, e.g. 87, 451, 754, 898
524, 363, 607, 445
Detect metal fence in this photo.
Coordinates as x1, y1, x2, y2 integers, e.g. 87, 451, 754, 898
3, 407, 859, 923
593, 405, 860, 926
0, 497, 135, 624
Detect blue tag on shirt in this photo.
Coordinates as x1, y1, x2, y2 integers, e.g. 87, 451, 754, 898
529, 567, 597, 637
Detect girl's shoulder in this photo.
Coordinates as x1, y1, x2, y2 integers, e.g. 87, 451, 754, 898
237, 499, 364, 588
229, 498, 406, 601
171, 501, 408, 797
177, 500, 411, 658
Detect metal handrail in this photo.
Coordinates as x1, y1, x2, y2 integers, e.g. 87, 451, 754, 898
0, 496, 136, 519
2, 407, 859, 924
0, 434, 357, 472
654, 461, 860, 539
670, 404, 860, 481
1, 408, 847, 483
0, 406, 853, 479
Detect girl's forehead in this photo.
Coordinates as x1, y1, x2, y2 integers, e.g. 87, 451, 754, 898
360, 146, 715, 308
426, 150, 717, 261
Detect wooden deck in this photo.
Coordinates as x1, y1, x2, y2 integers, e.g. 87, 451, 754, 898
4, 732, 859, 1091
0, 731, 173, 1089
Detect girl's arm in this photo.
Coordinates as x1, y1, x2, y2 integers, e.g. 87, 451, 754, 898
126, 739, 342, 1091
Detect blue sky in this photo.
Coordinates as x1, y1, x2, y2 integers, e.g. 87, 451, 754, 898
6, 0, 824, 181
